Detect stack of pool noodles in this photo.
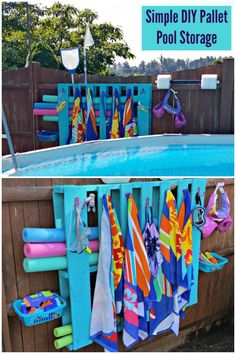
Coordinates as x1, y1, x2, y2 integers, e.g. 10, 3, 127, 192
54, 324, 73, 349
22, 228, 99, 273
33, 95, 111, 123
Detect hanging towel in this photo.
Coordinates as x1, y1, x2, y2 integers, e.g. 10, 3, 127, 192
90, 195, 124, 351
109, 89, 120, 139
142, 205, 163, 306
167, 189, 193, 335
86, 87, 98, 141
123, 89, 137, 138
149, 190, 180, 337
123, 194, 151, 349
178, 189, 194, 303
71, 88, 86, 144
143, 205, 163, 279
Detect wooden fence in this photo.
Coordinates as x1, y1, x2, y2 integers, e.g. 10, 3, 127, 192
2, 59, 234, 155
2, 178, 234, 352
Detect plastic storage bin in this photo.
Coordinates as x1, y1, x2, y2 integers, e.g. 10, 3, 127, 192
199, 252, 228, 273
13, 293, 66, 327
37, 130, 59, 142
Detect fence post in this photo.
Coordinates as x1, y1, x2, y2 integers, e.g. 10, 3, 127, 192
219, 58, 234, 133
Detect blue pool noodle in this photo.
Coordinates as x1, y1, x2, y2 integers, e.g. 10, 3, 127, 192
22, 227, 99, 243
22, 228, 65, 243
34, 103, 73, 109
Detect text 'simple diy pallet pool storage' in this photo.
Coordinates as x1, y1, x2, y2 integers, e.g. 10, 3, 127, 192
57, 83, 152, 145
53, 179, 206, 351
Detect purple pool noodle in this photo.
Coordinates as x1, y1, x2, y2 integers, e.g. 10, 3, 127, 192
24, 243, 66, 258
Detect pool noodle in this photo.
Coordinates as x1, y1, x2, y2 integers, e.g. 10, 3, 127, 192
22, 228, 65, 243
23, 256, 67, 272
54, 324, 72, 338
24, 243, 66, 258
34, 108, 111, 117
88, 240, 99, 252
33, 109, 73, 116
34, 103, 73, 109
22, 227, 98, 242
54, 335, 73, 349
23, 252, 99, 272
24, 240, 99, 258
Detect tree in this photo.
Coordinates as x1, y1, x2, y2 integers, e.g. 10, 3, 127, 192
2, 2, 134, 74
26, 42, 59, 69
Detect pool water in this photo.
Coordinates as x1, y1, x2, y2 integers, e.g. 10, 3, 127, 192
7, 143, 233, 176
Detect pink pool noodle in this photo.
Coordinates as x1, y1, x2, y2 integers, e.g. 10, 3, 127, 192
24, 241, 99, 258
24, 243, 66, 258
88, 240, 99, 252
33, 109, 111, 117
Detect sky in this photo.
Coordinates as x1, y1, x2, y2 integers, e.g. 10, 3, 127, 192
29, 0, 235, 65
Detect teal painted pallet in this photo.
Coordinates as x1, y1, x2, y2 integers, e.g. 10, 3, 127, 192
57, 83, 152, 145
52, 179, 206, 350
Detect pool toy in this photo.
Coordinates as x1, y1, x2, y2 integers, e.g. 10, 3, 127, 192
153, 89, 187, 129
21, 290, 60, 314
13, 291, 66, 326
204, 251, 217, 264
199, 252, 228, 272
200, 183, 232, 238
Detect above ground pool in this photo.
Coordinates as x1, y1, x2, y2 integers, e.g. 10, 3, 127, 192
2, 134, 234, 177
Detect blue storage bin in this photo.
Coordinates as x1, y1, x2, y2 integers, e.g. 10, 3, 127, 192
199, 252, 228, 273
37, 130, 59, 142
13, 293, 66, 327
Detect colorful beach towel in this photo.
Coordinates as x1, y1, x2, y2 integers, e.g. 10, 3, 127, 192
149, 190, 179, 337
86, 87, 98, 141
123, 194, 151, 348
90, 195, 124, 351
123, 89, 137, 137
71, 88, 86, 144
143, 205, 163, 279
109, 89, 121, 139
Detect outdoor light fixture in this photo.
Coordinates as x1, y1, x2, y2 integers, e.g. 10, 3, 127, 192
60, 47, 80, 84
